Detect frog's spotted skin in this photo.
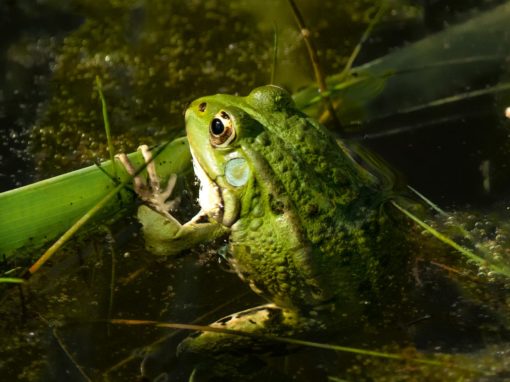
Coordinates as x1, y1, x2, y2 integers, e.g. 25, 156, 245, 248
137, 85, 413, 376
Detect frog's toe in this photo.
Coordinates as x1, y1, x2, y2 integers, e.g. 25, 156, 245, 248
148, 173, 178, 214
117, 145, 180, 216
137, 145, 180, 215
138, 144, 161, 191
115, 152, 148, 197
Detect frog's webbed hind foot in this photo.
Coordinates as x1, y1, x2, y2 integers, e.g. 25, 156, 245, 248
116, 144, 179, 218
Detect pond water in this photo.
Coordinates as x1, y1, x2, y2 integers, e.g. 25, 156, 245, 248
1, 1, 510, 381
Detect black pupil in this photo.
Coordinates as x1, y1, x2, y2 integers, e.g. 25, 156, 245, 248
211, 118, 225, 135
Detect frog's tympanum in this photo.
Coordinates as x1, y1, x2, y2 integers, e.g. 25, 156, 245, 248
120, 86, 485, 378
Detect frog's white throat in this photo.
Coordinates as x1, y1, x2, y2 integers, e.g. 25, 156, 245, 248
191, 151, 237, 227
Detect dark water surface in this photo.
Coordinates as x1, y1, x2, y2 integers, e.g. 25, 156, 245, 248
1, 1, 510, 381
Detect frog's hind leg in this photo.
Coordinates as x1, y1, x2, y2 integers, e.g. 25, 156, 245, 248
177, 304, 316, 381
178, 304, 297, 355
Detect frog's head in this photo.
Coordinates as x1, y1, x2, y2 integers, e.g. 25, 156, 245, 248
184, 85, 293, 227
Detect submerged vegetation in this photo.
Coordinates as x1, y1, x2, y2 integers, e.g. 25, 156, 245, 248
1, 0, 510, 380
27, 0, 402, 177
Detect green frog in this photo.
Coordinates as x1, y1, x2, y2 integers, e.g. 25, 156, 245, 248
117, 85, 445, 377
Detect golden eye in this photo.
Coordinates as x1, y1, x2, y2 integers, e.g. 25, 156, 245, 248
209, 111, 235, 147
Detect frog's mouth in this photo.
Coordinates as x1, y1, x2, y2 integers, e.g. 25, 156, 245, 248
191, 151, 238, 227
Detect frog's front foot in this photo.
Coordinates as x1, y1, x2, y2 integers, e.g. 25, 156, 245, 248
116, 144, 179, 219
117, 145, 228, 256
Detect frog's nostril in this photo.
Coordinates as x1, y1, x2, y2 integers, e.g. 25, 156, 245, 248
198, 102, 207, 112
182, 100, 192, 115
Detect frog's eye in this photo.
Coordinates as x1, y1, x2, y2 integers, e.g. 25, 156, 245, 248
209, 111, 236, 147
